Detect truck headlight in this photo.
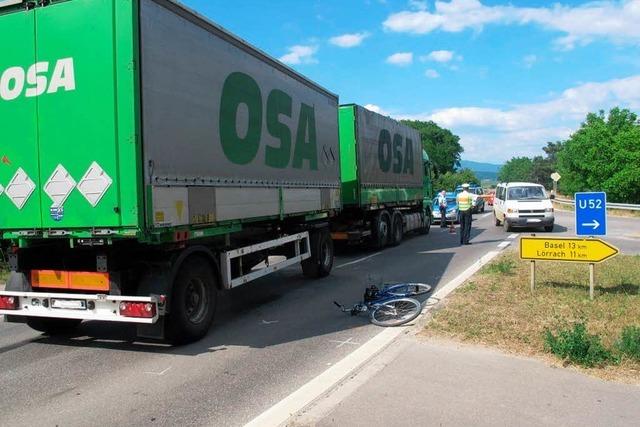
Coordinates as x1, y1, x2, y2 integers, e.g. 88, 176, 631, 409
507, 208, 518, 214
545, 207, 554, 212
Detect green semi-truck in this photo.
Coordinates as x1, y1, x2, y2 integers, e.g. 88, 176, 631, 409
0, 0, 433, 343
332, 105, 433, 248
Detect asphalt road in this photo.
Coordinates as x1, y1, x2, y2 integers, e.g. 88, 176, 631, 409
0, 209, 638, 427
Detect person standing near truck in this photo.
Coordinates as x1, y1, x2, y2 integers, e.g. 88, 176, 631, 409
438, 190, 448, 228
457, 183, 473, 245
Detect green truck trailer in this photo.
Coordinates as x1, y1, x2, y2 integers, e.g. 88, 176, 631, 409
0, 0, 340, 343
331, 105, 433, 248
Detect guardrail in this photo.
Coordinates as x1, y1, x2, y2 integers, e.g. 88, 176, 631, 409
554, 198, 640, 211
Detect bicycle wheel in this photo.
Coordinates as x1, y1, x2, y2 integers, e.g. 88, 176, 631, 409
384, 283, 432, 297
369, 298, 422, 327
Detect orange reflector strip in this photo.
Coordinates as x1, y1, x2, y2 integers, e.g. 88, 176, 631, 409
331, 232, 349, 240
31, 270, 110, 291
69, 272, 110, 291
31, 270, 68, 289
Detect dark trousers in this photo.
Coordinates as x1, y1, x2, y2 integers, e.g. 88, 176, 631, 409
440, 206, 447, 227
459, 209, 472, 244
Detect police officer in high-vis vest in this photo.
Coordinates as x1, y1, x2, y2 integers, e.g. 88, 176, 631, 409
456, 183, 473, 245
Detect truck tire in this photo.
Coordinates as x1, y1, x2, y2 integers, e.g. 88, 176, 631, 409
389, 211, 404, 246
419, 210, 432, 235
302, 229, 334, 278
26, 318, 82, 335
166, 256, 217, 345
371, 210, 391, 249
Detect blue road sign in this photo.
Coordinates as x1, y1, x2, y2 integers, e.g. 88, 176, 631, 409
575, 192, 607, 236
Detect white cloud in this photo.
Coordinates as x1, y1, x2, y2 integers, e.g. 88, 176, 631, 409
409, 0, 428, 11
383, 0, 640, 49
523, 54, 537, 69
279, 45, 318, 65
386, 52, 414, 66
364, 104, 390, 115
425, 69, 440, 78
377, 74, 640, 161
329, 32, 370, 48
421, 49, 455, 63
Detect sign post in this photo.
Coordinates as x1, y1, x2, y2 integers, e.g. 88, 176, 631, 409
550, 172, 561, 197
530, 261, 535, 292
590, 263, 595, 300
520, 237, 619, 299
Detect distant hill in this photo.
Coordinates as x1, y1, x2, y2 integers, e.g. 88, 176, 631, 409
460, 160, 502, 173
459, 160, 503, 184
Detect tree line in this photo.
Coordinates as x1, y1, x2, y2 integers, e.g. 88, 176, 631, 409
498, 108, 640, 204
401, 119, 478, 192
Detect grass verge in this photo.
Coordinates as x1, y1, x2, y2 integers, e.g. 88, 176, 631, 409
424, 250, 640, 383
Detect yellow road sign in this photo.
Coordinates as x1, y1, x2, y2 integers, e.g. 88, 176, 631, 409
520, 237, 619, 263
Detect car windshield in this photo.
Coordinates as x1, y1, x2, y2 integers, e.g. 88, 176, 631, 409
507, 186, 546, 200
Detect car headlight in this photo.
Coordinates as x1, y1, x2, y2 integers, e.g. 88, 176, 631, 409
545, 207, 554, 212
507, 208, 518, 214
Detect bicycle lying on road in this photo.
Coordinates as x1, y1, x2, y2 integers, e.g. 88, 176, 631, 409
334, 283, 432, 327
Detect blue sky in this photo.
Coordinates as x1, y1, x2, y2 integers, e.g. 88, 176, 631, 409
182, 0, 640, 163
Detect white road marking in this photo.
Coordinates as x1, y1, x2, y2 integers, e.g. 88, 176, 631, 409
335, 252, 382, 269
497, 241, 511, 249
508, 233, 519, 239
329, 338, 360, 348
245, 247, 509, 427
261, 320, 279, 325
144, 367, 171, 376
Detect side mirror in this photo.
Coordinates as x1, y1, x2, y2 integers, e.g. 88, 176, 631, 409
550, 194, 555, 200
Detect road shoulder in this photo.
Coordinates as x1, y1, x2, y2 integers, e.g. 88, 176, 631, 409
297, 336, 640, 427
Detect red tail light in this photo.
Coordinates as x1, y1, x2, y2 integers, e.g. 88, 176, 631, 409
0, 296, 19, 310
119, 301, 156, 318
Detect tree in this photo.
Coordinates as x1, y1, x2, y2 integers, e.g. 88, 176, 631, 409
558, 108, 640, 203
402, 120, 463, 177
434, 168, 479, 192
542, 141, 564, 163
530, 156, 554, 188
498, 157, 533, 183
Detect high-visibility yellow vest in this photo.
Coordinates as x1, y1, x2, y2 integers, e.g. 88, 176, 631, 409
457, 191, 473, 211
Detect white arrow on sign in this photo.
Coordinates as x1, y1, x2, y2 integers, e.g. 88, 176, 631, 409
582, 219, 600, 230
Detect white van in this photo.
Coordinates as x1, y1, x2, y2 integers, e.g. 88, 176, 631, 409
493, 182, 554, 232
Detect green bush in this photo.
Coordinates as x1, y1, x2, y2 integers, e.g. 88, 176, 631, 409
544, 323, 616, 367
616, 326, 640, 361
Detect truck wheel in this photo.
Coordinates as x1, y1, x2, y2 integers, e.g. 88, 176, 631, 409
419, 211, 431, 235
371, 210, 391, 249
26, 318, 82, 335
166, 256, 217, 345
389, 211, 404, 246
302, 229, 334, 278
